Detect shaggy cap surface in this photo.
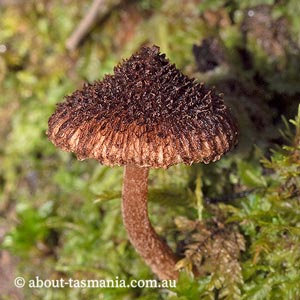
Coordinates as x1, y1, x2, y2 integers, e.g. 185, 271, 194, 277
47, 45, 238, 168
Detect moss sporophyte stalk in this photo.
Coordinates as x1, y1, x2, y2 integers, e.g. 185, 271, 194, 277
47, 45, 238, 280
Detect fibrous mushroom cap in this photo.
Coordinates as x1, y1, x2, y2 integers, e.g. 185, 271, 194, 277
47, 45, 238, 169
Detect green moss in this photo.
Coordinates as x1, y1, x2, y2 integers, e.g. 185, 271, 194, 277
1, 1, 300, 299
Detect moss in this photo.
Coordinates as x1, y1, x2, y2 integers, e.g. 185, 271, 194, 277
1, 0, 300, 299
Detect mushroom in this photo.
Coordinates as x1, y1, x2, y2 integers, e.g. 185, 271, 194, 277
47, 45, 238, 280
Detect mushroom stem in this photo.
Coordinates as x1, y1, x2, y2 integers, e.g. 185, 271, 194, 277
122, 165, 178, 280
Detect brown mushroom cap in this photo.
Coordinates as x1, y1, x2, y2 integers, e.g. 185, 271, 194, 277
47, 45, 238, 169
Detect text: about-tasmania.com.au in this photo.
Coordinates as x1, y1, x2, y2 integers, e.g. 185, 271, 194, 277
14, 276, 177, 289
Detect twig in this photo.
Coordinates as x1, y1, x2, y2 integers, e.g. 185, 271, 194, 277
66, 0, 121, 51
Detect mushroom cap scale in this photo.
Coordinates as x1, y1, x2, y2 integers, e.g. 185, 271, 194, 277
47, 45, 238, 169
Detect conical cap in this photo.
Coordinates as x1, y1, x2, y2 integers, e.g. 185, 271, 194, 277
48, 46, 238, 168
